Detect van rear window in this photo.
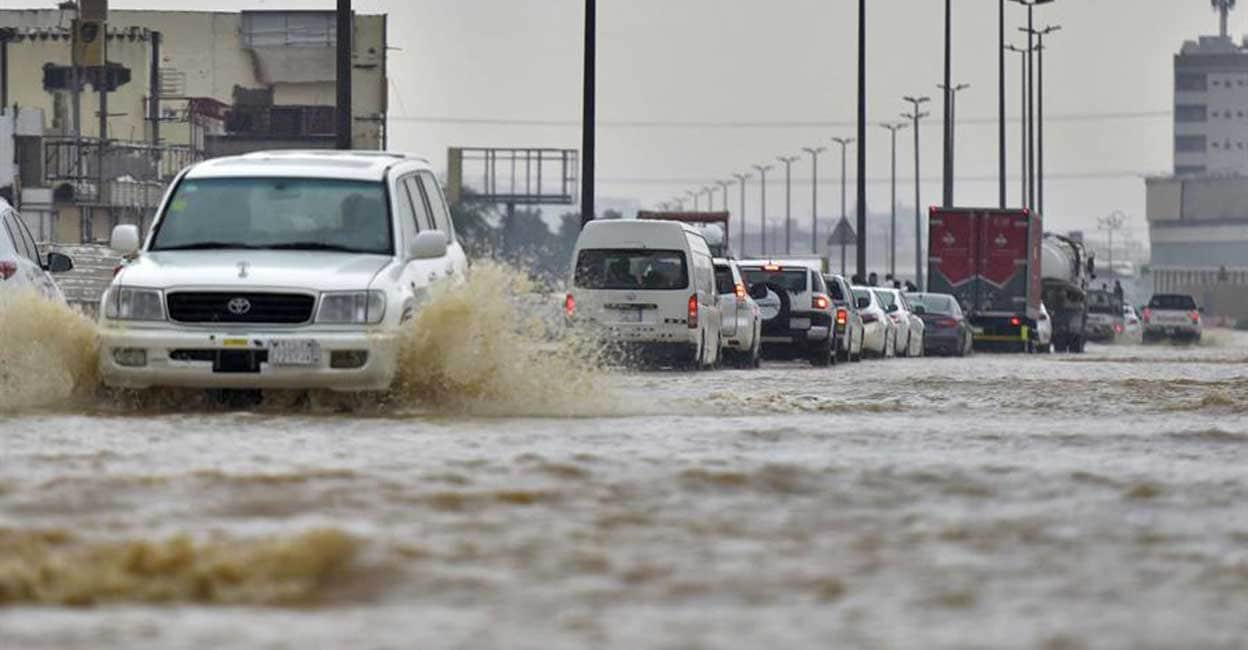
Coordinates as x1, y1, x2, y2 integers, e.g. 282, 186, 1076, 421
741, 269, 808, 293
575, 249, 689, 290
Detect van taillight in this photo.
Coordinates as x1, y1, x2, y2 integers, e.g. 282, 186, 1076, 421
0, 260, 16, 281
564, 293, 576, 318
688, 294, 699, 329
735, 283, 746, 301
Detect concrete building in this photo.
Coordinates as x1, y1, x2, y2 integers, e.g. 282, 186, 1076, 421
1173, 35, 1248, 175
0, 7, 387, 243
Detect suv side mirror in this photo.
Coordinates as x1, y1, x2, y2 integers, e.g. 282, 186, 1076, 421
45, 251, 74, 274
856, 297, 870, 310
111, 224, 141, 255
748, 284, 769, 300
409, 231, 449, 260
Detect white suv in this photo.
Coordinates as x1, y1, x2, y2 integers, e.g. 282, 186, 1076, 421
98, 151, 468, 391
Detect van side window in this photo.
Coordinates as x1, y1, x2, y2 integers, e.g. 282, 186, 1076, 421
417, 172, 457, 243
403, 177, 435, 232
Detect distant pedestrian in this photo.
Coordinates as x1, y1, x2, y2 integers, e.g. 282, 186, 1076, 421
868, 272, 879, 287
1113, 280, 1124, 302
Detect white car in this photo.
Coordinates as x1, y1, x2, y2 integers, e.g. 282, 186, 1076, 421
1034, 302, 1053, 353
1142, 294, 1203, 344
852, 286, 895, 358
874, 287, 924, 358
714, 258, 761, 368
567, 220, 723, 369
97, 150, 468, 391
0, 199, 74, 303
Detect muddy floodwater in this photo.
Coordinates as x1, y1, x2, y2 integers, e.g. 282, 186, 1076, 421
2, 328, 1248, 648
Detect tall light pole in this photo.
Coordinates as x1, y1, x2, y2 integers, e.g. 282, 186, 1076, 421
716, 180, 732, 211
703, 186, 716, 211
1034, 25, 1060, 216
687, 190, 700, 212
937, 83, 971, 207
753, 164, 773, 256
903, 96, 931, 290
802, 146, 827, 255
336, 0, 353, 150
941, 0, 952, 208
831, 137, 854, 241
733, 172, 751, 255
998, 0, 1007, 208
855, 0, 868, 280
1006, 44, 1032, 208
1011, 0, 1056, 212
777, 155, 800, 255
580, 0, 596, 227
881, 122, 908, 279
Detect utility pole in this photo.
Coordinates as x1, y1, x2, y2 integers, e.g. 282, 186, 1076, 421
1006, 44, 1031, 208
802, 146, 827, 255
336, 0, 352, 150
855, 0, 868, 280
579, 0, 596, 227
881, 122, 908, 279
903, 96, 931, 290
778, 155, 799, 255
753, 164, 773, 256
942, 0, 953, 208
937, 83, 970, 207
733, 172, 751, 255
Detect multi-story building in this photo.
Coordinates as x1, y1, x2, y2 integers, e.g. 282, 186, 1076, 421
1173, 35, 1248, 175
0, 7, 387, 243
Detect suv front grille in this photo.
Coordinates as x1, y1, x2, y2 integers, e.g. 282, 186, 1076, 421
166, 292, 315, 324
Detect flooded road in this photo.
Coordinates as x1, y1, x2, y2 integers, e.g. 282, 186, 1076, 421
2, 329, 1248, 649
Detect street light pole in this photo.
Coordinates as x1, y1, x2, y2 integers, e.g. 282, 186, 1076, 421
802, 146, 827, 255
688, 190, 699, 212
1098, 210, 1126, 274
579, 0, 596, 227
753, 164, 773, 255
716, 180, 731, 212
778, 155, 799, 255
1011, 0, 1055, 213
703, 186, 716, 212
1036, 26, 1059, 216
831, 137, 854, 240
856, 0, 868, 280
881, 122, 908, 279
903, 96, 931, 290
1006, 44, 1031, 208
942, 0, 953, 208
937, 83, 970, 206
733, 172, 751, 255
999, 0, 1007, 208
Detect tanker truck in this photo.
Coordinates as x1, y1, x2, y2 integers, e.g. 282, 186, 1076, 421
1041, 234, 1094, 353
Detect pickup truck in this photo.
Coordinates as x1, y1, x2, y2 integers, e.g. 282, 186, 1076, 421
1142, 294, 1203, 343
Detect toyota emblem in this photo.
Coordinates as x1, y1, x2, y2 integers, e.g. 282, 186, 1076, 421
227, 297, 252, 316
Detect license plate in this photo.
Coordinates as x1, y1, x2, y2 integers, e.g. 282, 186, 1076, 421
615, 309, 643, 323
270, 340, 321, 366
790, 318, 812, 330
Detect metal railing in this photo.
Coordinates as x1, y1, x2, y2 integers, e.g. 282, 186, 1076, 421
41, 137, 200, 208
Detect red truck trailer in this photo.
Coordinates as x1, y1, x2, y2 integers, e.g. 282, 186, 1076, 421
928, 207, 1043, 352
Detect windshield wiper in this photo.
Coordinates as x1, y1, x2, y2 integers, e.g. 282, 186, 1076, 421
154, 242, 262, 251
266, 242, 378, 254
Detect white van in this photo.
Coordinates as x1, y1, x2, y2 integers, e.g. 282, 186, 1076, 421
566, 220, 723, 368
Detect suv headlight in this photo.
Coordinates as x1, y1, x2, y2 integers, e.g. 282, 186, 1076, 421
317, 291, 386, 325
104, 287, 166, 321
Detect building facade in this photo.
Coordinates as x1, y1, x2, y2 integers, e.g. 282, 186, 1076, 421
0, 8, 387, 243
1173, 36, 1248, 176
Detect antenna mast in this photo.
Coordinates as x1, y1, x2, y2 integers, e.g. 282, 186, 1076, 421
1214, 0, 1237, 38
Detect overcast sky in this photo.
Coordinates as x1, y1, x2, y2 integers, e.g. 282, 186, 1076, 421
5, 0, 1234, 243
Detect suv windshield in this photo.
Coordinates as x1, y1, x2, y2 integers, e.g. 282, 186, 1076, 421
1088, 290, 1123, 313
1149, 294, 1197, 310
575, 249, 689, 290
151, 178, 393, 254
742, 269, 808, 294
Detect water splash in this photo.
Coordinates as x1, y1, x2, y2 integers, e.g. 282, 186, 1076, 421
0, 291, 99, 413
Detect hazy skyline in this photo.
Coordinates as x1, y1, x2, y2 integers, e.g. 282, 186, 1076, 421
4, 0, 1234, 244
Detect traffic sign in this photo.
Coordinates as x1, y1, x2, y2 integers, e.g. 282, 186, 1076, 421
828, 217, 856, 247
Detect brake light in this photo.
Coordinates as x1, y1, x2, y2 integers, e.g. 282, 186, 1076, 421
735, 283, 746, 301
763, 264, 781, 272
938, 318, 959, 328
0, 260, 16, 281
836, 308, 848, 326
564, 293, 576, 318
1114, 323, 1124, 333
813, 295, 830, 311
1010, 317, 1022, 327
1142, 308, 1152, 324
1190, 311, 1201, 324
688, 294, 699, 329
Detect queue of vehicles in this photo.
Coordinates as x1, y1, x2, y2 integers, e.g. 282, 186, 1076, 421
0, 153, 1218, 392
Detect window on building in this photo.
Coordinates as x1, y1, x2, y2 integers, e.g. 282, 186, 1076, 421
1177, 73, 1208, 92
241, 11, 336, 48
1176, 135, 1207, 152
1177, 104, 1208, 122
1175, 165, 1206, 175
